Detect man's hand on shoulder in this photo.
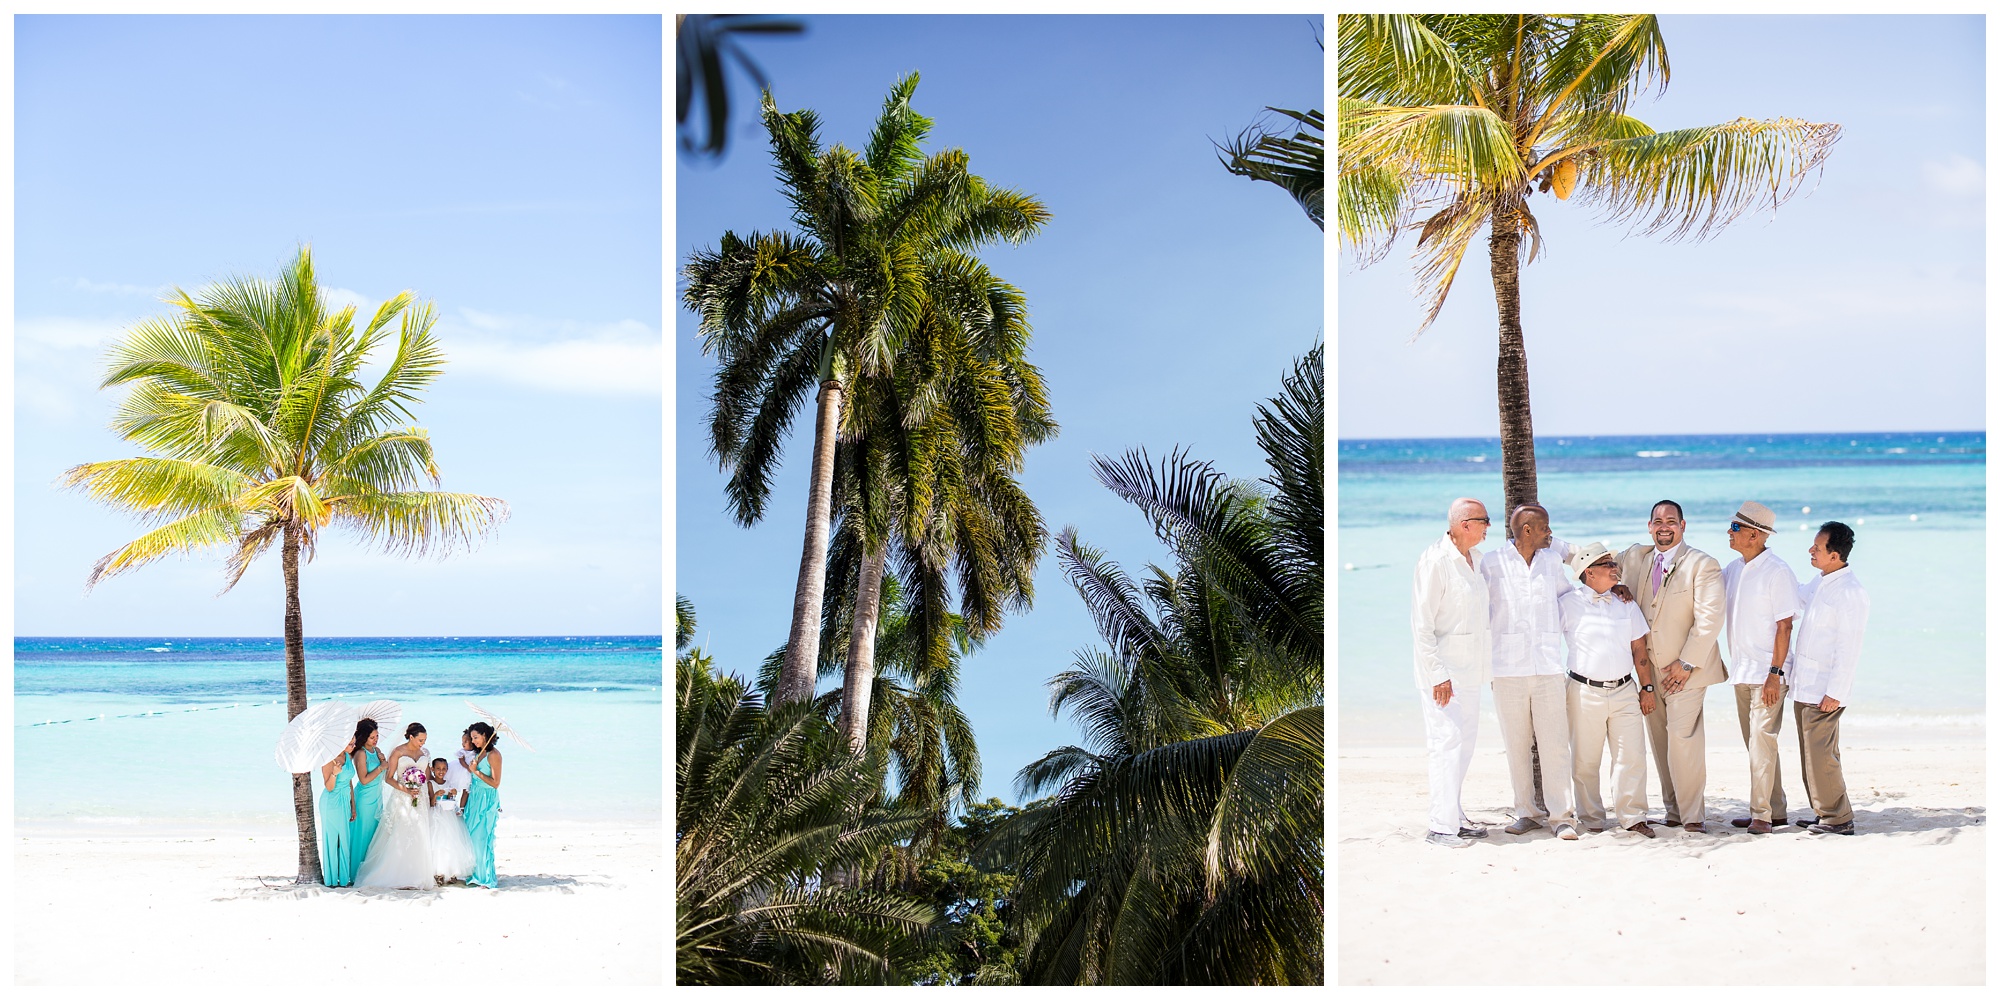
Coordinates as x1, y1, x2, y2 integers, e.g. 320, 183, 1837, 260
1609, 583, 1635, 603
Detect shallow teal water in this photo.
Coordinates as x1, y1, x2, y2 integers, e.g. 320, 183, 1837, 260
1338, 433, 1984, 746
14, 637, 663, 828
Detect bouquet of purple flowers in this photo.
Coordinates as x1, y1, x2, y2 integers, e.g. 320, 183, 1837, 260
399, 765, 429, 806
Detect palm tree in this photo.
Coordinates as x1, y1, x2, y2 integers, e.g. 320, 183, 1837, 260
824, 257, 1052, 753
1000, 348, 1324, 984
1338, 14, 1840, 515
62, 247, 508, 883
1221, 107, 1325, 229
676, 651, 937, 985
675, 14, 804, 159
683, 73, 1050, 708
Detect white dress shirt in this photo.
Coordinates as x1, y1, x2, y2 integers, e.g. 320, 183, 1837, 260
1789, 566, 1869, 705
1412, 533, 1492, 690
1480, 538, 1572, 677
1560, 585, 1650, 682
1722, 549, 1800, 686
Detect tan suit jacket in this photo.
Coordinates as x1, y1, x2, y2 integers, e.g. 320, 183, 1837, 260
1615, 543, 1726, 688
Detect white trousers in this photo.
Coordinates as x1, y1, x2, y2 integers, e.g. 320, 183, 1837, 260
1420, 681, 1480, 834
1569, 677, 1648, 831
1492, 674, 1573, 826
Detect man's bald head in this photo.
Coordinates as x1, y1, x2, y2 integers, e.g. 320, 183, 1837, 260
1446, 498, 1489, 553
1509, 503, 1551, 554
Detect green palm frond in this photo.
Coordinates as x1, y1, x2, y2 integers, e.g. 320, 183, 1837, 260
1220, 107, 1325, 229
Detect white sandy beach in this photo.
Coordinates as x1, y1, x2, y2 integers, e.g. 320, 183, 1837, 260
1338, 737, 1984, 986
15, 820, 662, 986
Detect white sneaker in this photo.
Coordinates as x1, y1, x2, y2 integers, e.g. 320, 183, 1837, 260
1426, 830, 1471, 848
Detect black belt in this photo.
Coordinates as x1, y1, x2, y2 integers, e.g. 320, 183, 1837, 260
1568, 671, 1631, 689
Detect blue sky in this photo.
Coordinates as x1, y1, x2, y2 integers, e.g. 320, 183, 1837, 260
1339, 14, 1984, 439
674, 15, 1325, 804
16, 15, 664, 636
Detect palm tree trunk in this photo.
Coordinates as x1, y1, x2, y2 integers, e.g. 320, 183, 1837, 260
838, 546, 888, 752
282, 522, 323, 884
777, 378, 843, 706
1489, 203, 1539, 520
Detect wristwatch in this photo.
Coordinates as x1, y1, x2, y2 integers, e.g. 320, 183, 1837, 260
1641, 684, 1656, 693
1768, 666, 1784, 677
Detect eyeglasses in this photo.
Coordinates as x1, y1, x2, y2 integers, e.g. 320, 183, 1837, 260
1462, 517, 1491, 524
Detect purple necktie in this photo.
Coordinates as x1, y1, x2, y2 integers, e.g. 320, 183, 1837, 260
1652, 552, 1666, 592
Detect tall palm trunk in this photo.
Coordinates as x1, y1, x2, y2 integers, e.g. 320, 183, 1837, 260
1489, 203, 1538, 521
282, 522, 322, 884
778, 378, 843, 706
838, 546, 889, 751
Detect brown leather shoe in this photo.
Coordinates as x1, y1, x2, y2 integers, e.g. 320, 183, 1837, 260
1626, 822, 1657, 839
1730, 817, 1754, 828
1683, 822, 1706, 834
1748, 819, 1773, 834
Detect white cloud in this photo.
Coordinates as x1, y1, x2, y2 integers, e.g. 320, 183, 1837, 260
73, 277, 170, 298
1921, 154, 1983, 199
438, 311, 662, 395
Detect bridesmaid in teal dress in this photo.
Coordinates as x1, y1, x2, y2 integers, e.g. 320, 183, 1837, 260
317, 739, 356, 886
464, 722, 503, 888
349, 719, 388, 865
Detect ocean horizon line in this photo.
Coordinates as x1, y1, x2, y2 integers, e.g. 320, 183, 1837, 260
1339, 429, 1984, 444
15, 633, 664, 641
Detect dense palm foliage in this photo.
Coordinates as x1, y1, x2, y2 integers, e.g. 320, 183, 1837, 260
1338, 13, 1840, 515
64, 247, 507, 883
999, 347, 1325, 985
683, 73, 1050, 710
676, 648, 938, 985
820, 252, 1053, 754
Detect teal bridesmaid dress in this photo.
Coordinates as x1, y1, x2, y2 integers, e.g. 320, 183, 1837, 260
350, 747, 384, 865
318, 756, 356, 886
465, 756, 500, 888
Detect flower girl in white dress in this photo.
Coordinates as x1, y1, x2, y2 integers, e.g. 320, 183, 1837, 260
426, 756, 477, 882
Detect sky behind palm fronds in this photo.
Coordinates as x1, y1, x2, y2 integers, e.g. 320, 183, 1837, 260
16, 15, 664, 637
674, 14, 1326, 801
1339, 14, 1983, 439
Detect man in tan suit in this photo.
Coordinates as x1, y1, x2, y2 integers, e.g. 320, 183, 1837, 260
1615, 500, 1725, 832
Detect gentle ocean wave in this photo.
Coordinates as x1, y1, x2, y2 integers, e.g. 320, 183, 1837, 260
14, 635, 665, 701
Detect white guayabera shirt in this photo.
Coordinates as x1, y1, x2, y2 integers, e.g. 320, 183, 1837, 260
1411, 534, 1493, 692
1559, 586, 1650, 683
1722, 549, 1801, 686
1479, 537, 1573, 678
1789, 566, 1869, 705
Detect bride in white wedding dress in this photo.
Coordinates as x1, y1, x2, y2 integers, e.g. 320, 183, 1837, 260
355, 723, 436, 889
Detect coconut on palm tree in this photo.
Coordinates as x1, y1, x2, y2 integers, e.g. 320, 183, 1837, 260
62, 247, 508, 883
1338, 14, 1840, 516
682, 73, 1050, 709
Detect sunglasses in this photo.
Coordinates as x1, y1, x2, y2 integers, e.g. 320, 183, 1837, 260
1728, 522, 1765, 534
1462, 517, 1491, 524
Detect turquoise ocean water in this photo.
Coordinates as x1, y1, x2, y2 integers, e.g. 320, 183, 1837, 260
1338, 431, 1984, 746
15, 636, 663, 830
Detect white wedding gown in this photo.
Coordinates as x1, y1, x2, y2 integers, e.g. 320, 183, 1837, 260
355, 755, 436, 889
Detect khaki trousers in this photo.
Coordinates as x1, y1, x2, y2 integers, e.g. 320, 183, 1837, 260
1733, 682, 1790, 823
1492, 674, 1573, 826
1794, 701, 1852, 825
1568, 677, 1647, 831
1645, 684, 1709, 824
